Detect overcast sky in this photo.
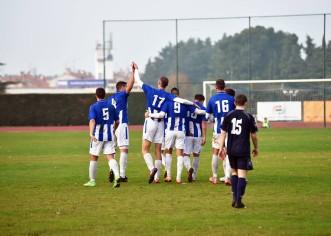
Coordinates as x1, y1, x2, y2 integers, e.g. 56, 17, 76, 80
0, 0, 330, 76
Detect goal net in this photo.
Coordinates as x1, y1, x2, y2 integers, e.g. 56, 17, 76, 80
203, 79, 331, 128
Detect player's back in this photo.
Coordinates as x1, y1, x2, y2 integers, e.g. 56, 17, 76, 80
107, 91, 129, 124
88, 100, 118, 141
163, 100, 193, 131
224, 109, 257, 157
206, 92, 235, 133
186, 102, 207, 137
142, 84, 175, 115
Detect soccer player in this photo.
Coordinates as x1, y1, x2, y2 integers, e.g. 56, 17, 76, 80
147, 88, 206, 183
183, 94, 207, 182
107, 62, 136, 182
219, 94, 258, 208
219, 87, 236, 185
206, 79, 235, 184
134, 65, 197, 183
84, 87, 121, 188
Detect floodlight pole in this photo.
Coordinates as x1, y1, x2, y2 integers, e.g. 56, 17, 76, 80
103, 20, 107, 90
323, 14, 326, 128
176, 19, 179, 88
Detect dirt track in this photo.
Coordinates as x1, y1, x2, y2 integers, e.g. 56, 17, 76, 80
0, 125, 144, 133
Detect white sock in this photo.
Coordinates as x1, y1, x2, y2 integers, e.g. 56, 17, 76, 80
183, 155, 191, 170
165, 154, 172, 178
222, 159, 227, 178
161, 153, 166, 167
143, 153, 154, 171
154, 160, 162, 180
225, 155, 231, 179
120, 152, 128, 178
212, 154, 219, 178
89, 160, 97, 182
176, 156, 184, 180
108, 159, 120, 179
192, 157, 200, 178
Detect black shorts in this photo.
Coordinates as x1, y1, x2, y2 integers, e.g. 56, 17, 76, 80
228, 155, 249, 170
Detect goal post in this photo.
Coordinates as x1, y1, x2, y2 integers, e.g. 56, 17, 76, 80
203, 78, 331, 128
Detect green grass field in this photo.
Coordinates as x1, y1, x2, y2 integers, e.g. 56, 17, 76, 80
0, 128, 331, 235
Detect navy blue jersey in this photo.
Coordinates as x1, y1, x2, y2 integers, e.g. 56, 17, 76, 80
161, 100, 196, 132
88, 100, 119, 141
186, 101, 207, 137
107, 90, 129, 124
206, 92, 235, 134
142, 83, 176, 121
221, 109, 258, 157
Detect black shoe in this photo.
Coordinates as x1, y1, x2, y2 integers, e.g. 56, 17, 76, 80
119, 176, 128, 182
187, 168, 194, 183
108, 170, 114, 183
234, 202, 246, 209
148, 168, 157, 184
231, 201, 235, 207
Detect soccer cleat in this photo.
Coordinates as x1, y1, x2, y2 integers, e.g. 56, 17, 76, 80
113, 177, 120, 188
224, 178, 232, 186
108, 170, 114, 183
176, 179, 182, 184
119, 176, 128, 182
219, 176, 226, 182
84, 181, 96, 187
154, 178, 160, 183
209, 177, 219, 184
164, 177, 172, 182
148, 168, 157, 184
234, 202, 246, 209
187, 168, 194, 183
231, 201, 236, 207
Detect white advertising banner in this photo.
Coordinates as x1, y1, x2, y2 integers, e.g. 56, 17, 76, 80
257, 101, 302, 121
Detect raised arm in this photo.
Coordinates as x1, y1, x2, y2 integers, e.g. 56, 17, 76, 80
134, 65, 144, 88
125, 62, 136, 94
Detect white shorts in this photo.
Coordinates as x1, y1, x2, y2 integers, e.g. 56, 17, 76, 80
89, 140, 116, 156
164, 130, 185, 150
212, 132, 221, 149
143, 118, 164, 144
115, 123, 129, 148
184, 136, 202, 154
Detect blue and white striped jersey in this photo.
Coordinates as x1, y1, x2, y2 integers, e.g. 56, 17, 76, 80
160, 100, 196, 132
88, 100, 119, 141
142, 83, 176, 121
186, 101, 207, 137
206, 92, 235, 134
107, 90, 129, 124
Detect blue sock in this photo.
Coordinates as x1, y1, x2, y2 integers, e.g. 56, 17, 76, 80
231, 175, 238, 203
237, 177, 247, 204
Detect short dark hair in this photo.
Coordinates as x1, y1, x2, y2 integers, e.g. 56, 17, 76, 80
159, 76, 169, 88
216, 79, 225, 90
170, 87, 179, 96
116, 81, 127, 91
235, 94, 247, 106
96, 87, 106, 99
225, 88, 235, 97
194, 94, 205, 102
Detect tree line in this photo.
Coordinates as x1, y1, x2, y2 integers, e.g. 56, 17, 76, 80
142, 26, 331, 98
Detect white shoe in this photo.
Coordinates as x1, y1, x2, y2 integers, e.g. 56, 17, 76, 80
219, 176, 226, 182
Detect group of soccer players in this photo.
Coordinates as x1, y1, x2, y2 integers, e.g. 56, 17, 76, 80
84, 62, 258, 208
